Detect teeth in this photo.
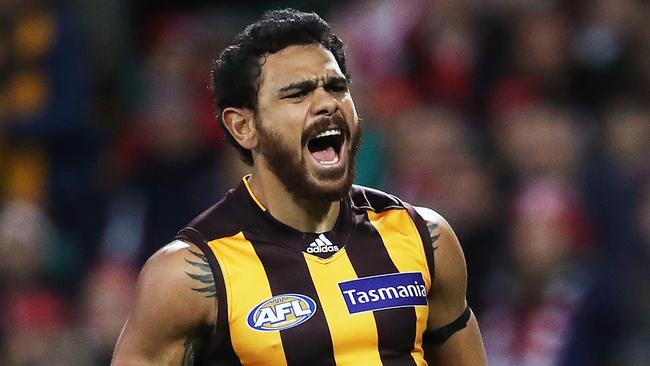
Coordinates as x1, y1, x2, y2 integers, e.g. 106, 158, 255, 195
314, 129, 341, 139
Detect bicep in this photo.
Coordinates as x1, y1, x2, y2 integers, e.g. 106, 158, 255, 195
424, 312, 486, 365
426, 213, 467, 327
112, 316, 188, 365
414, 206, 467, 325
415, 207, 487, 365
111, 241, 216, 365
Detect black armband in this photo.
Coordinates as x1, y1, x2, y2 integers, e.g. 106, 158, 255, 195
423, 306, 471, 344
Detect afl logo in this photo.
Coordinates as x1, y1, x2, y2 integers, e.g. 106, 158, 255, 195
247, 294, 317, 332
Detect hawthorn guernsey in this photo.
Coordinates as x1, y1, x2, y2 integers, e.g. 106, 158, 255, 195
338, 272, 428, 314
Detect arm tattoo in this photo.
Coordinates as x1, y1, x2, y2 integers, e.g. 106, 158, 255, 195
182, 335, 199, 366
185, 250, 216, 298
425, 220, 440, 252
181, 325, 209, 366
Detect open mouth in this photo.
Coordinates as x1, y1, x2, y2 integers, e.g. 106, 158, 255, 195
307, 128, 345, 165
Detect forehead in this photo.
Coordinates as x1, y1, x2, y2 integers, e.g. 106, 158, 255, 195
259, 44, 343, 90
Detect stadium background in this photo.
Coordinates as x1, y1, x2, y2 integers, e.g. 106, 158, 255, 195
1, 0, 649, 364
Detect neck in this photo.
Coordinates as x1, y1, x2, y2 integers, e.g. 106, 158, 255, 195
247, 170, 340, 233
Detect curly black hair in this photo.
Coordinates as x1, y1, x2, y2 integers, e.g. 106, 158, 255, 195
211, 8, 349, 165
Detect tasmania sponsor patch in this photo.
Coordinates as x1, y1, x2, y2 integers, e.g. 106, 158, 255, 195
338, 272, 428, 314
247, 294, 317, 332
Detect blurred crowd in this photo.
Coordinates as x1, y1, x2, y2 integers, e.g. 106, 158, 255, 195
0, 0, 649, 365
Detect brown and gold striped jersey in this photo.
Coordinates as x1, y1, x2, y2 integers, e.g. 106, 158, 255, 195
176, 177, 435, 365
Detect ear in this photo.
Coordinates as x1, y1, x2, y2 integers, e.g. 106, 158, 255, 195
222, 107, 257, 150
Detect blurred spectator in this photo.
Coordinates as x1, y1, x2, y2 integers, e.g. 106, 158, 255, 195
492, 102, 586, 182
582, 98, 649, 250
0, 198, 85, 365
0, 200, 49, 289
0, 0, 104, 266
80, 262, 137, 365
480, 180, 593, 366
636, 4, 650, 100
512, 7, 571, 97
103, 12, 227, 265
418, 0, 477, 107
0, 149, 82, 291
332, 0, 428, 119
602, 99, 650, 181
571, 0, 641, 108
389, 105, 492, 226
567, 177, 650, 366
616, 179, 650, 364
2, 290, 94, 365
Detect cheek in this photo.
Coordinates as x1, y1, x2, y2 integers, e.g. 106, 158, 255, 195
340, 97, 359, 126
259, 104, 308, 136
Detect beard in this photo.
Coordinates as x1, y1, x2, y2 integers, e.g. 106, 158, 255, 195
256, 116, 361, 202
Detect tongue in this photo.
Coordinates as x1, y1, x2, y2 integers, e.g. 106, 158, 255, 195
311, 146, 337, 163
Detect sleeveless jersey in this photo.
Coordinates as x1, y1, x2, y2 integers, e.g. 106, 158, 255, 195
176, 177, 435, 366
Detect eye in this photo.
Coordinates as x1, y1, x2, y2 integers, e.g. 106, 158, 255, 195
330, 86, 347, 93
326, 82, 349, 93
283, 90, 309, 99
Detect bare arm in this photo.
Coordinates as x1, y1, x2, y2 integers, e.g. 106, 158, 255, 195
111, 240, 217, 365
415, 207, 487, 366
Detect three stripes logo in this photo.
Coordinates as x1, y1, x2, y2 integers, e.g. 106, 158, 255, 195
306, 234, 340, 254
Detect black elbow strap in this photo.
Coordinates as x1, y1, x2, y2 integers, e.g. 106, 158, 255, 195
424, 306, 472, 344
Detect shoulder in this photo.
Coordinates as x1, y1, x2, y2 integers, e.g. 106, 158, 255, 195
140, 240, 211, 292
134, 240, 216, 328
112, 241, 216, 363
412, 206, 463, 261
413, 206, 447, 250
349, 184, 405, 212
413, 206, 443, 225
412, 207, 466, 296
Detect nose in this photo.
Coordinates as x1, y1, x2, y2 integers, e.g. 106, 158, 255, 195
310, 88, 338, 116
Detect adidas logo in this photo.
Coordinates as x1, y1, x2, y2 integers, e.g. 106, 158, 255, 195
306, 234, 340, 254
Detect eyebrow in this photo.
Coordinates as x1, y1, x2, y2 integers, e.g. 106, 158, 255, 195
278, 76, 348, 93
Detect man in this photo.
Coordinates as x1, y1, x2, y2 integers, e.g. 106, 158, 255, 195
112, 9, 487, 365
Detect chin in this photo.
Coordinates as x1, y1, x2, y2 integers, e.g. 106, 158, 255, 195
302, 170, 354, 202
